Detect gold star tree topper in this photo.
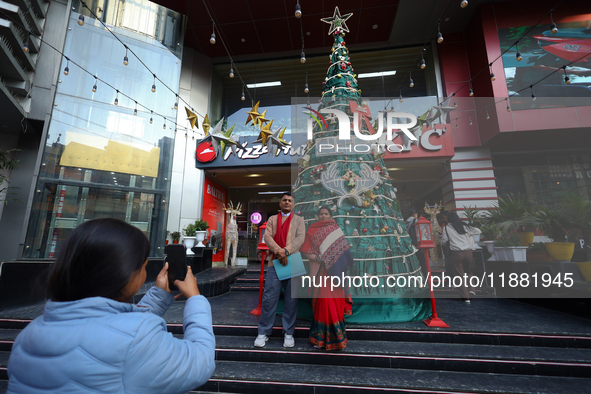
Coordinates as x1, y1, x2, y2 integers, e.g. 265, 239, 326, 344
321, 6, 353, 35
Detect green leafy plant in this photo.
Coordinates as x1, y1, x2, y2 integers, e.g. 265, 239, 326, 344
480, 223, 501, 241
194, 219, 209, 231
183, 223, 197, 237
170, 231, 181, 241
463, 206, 484, 228
485, 194, 539, 232
532, 206, 570, 242
494, 232, 522, 247
0, 149, 21, 206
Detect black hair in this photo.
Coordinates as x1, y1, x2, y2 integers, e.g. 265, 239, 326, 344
408, 209, 417, 217
318, 205, 333, 217
281, 192, 292, 199
48, 218, 150, 302
446, 212, 470, 234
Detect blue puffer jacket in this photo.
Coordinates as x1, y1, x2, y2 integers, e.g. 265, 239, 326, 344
7, 287, 216, 393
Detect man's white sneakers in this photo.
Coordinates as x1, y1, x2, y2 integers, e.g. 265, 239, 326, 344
283, 334, 295, 348
254, 334, 268, 348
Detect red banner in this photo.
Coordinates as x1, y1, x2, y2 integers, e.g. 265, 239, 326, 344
202, 177, 227, 262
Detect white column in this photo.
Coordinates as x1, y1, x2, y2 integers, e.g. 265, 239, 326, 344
168, 48, 213, 236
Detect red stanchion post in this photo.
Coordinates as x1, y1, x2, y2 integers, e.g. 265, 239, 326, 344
414, 216, 449, 328
422, 248, 449, 327
250, 249, 266, 316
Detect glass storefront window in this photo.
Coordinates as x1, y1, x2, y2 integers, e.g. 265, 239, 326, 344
23, 1, 182, 258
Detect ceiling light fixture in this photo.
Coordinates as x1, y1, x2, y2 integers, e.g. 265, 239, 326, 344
247, 81, 281, 88
357, 71, 396, 79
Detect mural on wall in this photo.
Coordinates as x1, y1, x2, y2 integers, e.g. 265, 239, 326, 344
499, 19, 591, 109
202, 177, 227, 262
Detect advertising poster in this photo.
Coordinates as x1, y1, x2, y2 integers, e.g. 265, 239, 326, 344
499, 19, 591, 110
202, 177, 227, 262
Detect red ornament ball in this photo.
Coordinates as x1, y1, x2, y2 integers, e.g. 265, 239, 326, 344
362, 228, 368, 234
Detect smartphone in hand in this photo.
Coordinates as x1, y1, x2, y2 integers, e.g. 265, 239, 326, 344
165, 245, 187, 290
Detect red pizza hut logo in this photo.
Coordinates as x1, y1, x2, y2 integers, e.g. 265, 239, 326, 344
196, 141, 217, 163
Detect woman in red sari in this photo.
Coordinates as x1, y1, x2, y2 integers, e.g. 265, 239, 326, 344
300, 206, 354, 351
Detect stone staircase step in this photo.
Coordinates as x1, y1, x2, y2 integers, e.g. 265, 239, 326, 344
201, 360, 590, 394
213, 335, 591, 378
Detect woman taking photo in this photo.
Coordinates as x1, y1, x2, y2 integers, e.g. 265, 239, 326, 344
441, 212, 482, 303
7, 218, 216, 393
300, 206, 354, 351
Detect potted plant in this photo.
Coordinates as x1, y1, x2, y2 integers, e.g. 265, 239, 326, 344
485, 194, 537, 246
170, 231, 181, 244
165, 230, 170, 245
532, 205, 574, 261
235, 253, 249, 266
193, 219, 209, 247
527, 242, 552, 262
182, 222, 198, 252
494, 232, 526, 261
463, 206, 484, 243
480, 223, 501, 257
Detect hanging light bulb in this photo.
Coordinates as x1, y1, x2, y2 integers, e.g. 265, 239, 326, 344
210, 21, 216, 44
63, 58, 69, 75
241, 85, 246, 101
469, 88, 474, 96
460, 0, 468, 8
163, 118, 166, 129
295, 1, 302, 18
469, 116, 473, 126
456, 123, 459, 129
516, 51, 522, 62
134, 108, 137, 115
531, 85, 536, 101
23, 40, 29, 53
114, 90, 119, 106
92, 77, 97, 92
77, 14, 84, 26
506, 99, 511, 112
437, 21, 443, 43
454, 99, 458, 109
550, 11, 558, 34
174, 96, 178, 109
150, 111, 153, 124
151, 75, 156, 93
300, 51, 306, 63
489, 63, 495, 81
123, 47, 129, 66
304, 83, 309, 93
229, 68, 234, 78
486, 109, 490, 120
420, 49, 426, 69
399, 92, 403, 103
409, 78, 414, 88
563, 66, 570, 84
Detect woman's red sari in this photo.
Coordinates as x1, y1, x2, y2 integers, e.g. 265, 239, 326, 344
301, 220, 353, 351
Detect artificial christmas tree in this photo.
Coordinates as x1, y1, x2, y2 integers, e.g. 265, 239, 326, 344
292, 7, 431, 323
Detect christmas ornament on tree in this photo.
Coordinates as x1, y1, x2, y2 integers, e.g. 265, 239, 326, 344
292, 7, 431, 324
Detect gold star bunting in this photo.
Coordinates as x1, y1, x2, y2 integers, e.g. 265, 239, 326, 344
219, 124, 237, 157
255, 119, 274, 145
266, 125, 290, 157
256, 109, 270, 129
274, 126, 290, 157
202, 114, 211, 136
321, 6, 353, 35
245, 101, 261, 126
185, 107, 199, 129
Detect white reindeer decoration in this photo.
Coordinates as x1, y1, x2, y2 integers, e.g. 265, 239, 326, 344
223, 201, 242, 266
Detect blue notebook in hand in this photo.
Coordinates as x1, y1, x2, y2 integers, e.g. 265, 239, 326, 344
272, 252, 307, 280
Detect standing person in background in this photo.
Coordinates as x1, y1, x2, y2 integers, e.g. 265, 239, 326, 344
441, 212, 482, 303
7, 218, 215, 394
437, 210, 451, 272
254, 192, 306, 348
405, 209, 426, 275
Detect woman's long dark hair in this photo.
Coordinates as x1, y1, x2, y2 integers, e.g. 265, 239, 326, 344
446, 212, 470, 234
48, 218, 150, 302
